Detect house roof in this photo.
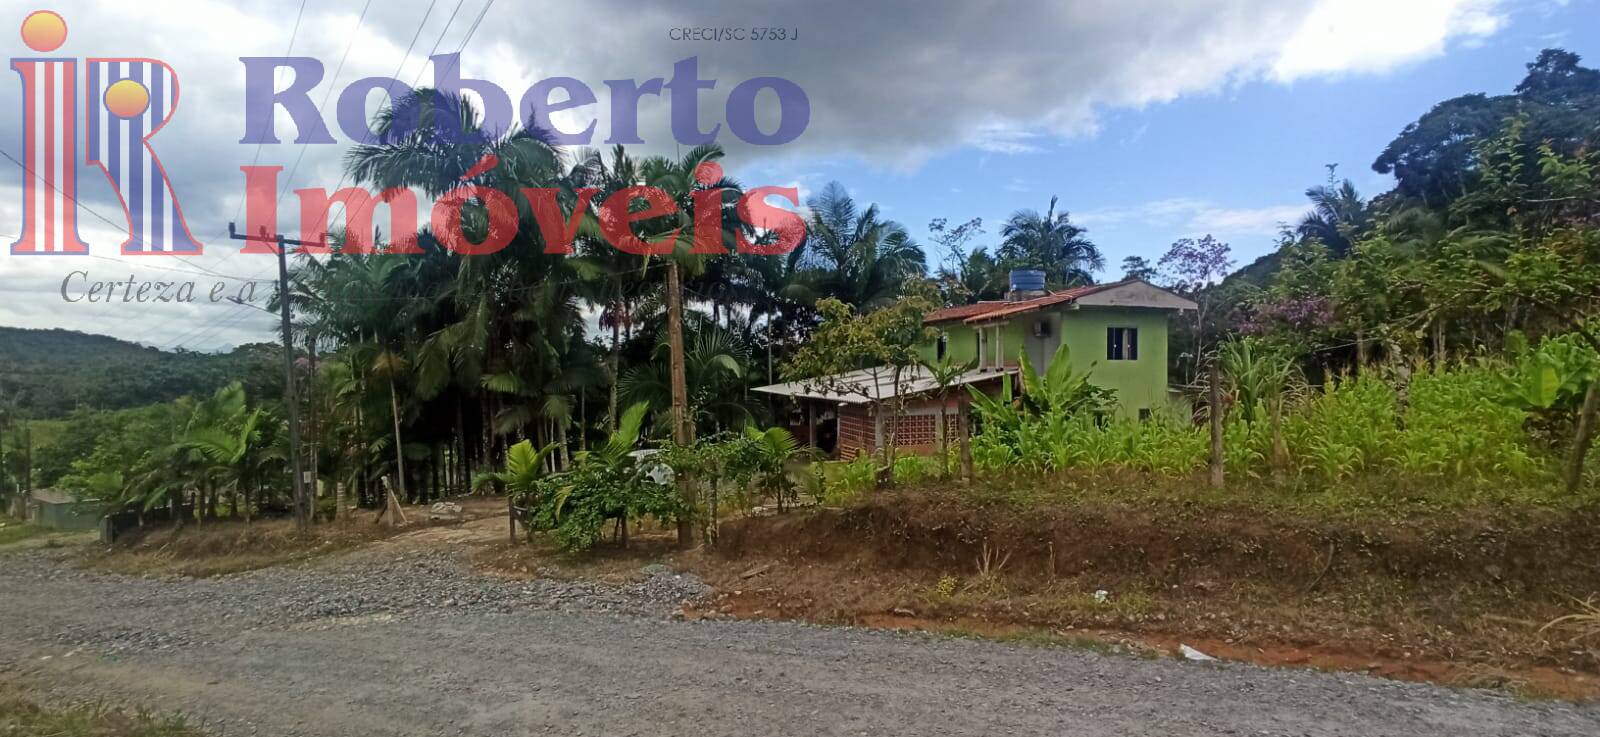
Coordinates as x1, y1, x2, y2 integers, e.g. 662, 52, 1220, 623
753, 366, 1016, 405
924, 279, 1196, 326
28, 488, 88, 505
923, 301, 1008, 325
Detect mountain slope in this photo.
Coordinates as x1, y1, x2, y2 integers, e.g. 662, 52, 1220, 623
0, 327, 281, 417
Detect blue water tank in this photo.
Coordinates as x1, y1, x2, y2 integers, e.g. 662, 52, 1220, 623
1009, 269, 1046, 293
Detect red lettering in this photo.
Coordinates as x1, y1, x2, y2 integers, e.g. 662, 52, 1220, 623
599, 186, 678, 256
432, 186, 518, 256
295, 187, 419, 254
736, 186, 806, 255
523, 187, 601, 255
240, 165, 281, 254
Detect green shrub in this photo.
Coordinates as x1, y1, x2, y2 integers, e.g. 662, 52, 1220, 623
821, 455, 876, 506
970, 358, 1563, 493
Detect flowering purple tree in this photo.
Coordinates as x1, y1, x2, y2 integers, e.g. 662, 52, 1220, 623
1158, 235, 1235, 365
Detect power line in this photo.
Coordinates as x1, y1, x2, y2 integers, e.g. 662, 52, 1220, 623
0, 148, 266, 284
158, 301, 266, 352
270, 0, 375, 202
313, 0, 494, 254
220, 0, 309, 241
227, 0, 466, 286
211, 0, 377, 281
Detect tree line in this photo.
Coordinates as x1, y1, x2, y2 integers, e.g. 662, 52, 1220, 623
4, 47, 1595, 521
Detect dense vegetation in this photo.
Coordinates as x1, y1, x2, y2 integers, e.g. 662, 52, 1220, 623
1, 48, 1595, 541
0, 327, 280, 417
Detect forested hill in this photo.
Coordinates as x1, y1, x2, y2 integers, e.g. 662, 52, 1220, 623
0, 327, 281, 418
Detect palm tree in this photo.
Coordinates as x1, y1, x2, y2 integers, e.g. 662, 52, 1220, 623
919, 354, 978, 476
998, 196, 1103, 286
742, 425, 809, 514
552, 401, 655, 548
1297, 177, 1369, 257
342, 88, 594, 491
581, 143, 748, 547
471, 438, 559, 543
791, 182, 927, 310
621, 324, 752, 433
937, 246, 1007, 303
180, 386, 278, 521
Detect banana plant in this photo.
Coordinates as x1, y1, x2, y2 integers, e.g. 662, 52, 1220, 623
1497, 333, 1598, 410
1015, 344, 1116, 419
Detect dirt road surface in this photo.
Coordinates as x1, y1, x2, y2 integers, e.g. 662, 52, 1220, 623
2, 540, 1597, 737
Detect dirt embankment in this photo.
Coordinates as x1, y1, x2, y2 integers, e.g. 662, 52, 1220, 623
699, 493, 1600, 699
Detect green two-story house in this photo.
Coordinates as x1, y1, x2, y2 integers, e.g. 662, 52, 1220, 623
920, 273, 1196, 421
755, 272, 1195, 459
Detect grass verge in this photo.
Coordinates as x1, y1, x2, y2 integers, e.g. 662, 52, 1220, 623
0, 683, 203, 736
82, 517, 402, 577
689, 482, 1600, 699
0, 514, 53, 547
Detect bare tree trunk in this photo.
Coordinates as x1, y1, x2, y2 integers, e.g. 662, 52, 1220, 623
1566, 381, 1599, 493
871, 400, 887, 487
389, 379, 408, 502
480, 393, 492, 468
507, 493, 517, 545
556, 417, 571, 471
958, 394, 974, 481
609, 279, 622, 433
884, 366, 904, 480
937, 399, 949, 478
666, 261, 695, 547
455, 394, 467, 494
1208, 360, 1224, 488
1431, 319, 1446, 368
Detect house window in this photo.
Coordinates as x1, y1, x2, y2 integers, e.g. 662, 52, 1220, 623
1107, 327, 1139, 361
936, 333, 948, 360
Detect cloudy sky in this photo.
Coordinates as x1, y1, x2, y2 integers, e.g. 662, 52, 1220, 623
0, 0, 1594, 351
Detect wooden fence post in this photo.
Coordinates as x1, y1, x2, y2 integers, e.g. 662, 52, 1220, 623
1208, 359, 1224, 488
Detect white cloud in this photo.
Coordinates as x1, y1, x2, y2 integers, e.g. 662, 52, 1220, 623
1272, 0, 1505, 80
1188, 204, 1308, 235
1078, 198, 1306, 237
0, 0, 1516, 345
970, 123, 1047, 154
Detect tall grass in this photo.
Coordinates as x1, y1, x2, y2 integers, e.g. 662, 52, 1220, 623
974, 362, 1564, 489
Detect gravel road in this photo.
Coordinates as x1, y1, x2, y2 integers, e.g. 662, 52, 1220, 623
1, 545, 1596, 737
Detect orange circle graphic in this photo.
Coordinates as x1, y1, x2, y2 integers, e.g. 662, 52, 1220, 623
105, 79, 150, 118
20, 10, 67, 53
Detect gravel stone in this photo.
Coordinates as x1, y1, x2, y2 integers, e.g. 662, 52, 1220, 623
2, 547, 1597, 736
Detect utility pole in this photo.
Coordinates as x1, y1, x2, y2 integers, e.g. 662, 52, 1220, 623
306, 332, 321, 519
230, 224, 309, 532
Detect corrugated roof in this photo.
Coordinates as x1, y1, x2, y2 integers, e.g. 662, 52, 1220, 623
923, 301, 1007, 325
28, 488, 90, 505
923, 281, 1140, 327
753, 366, 1016, 404
962, 281, 1138, 324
